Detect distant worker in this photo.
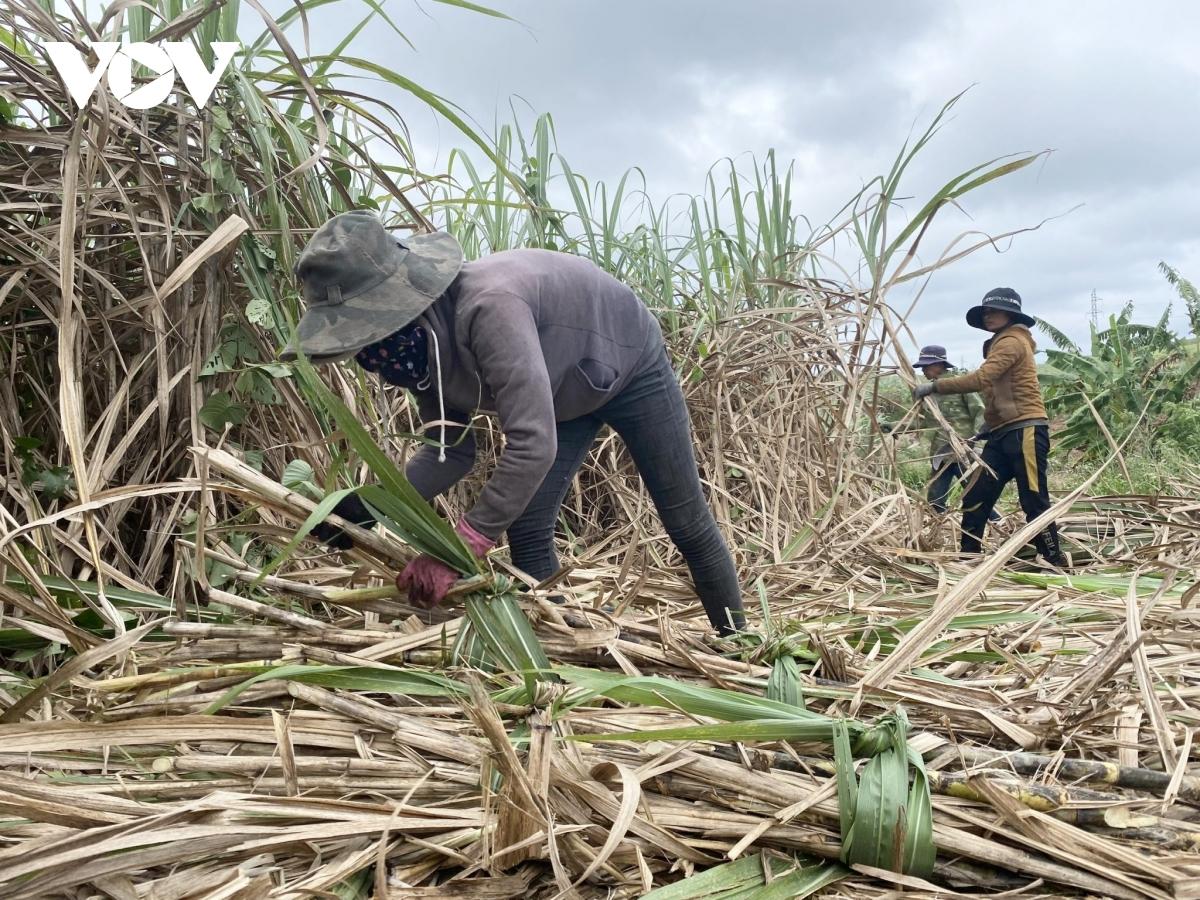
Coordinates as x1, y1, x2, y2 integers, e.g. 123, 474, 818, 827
907, 345, 998, 520
913, 289, 1067, 567
285, 211, 747, 634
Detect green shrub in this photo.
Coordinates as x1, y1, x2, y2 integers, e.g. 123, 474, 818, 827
1160, 399, 1200, 454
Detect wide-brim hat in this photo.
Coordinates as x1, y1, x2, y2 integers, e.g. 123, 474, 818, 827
966, 287, 1036, 330
913, 344, 953, 368
280, 211, 463, 362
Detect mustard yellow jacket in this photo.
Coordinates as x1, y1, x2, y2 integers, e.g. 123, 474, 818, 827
933, 324, 1046, 432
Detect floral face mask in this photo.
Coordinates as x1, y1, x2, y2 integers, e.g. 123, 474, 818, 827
354, 323, 430, 390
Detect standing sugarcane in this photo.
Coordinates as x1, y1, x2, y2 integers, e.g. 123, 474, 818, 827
281, 211, 747, 634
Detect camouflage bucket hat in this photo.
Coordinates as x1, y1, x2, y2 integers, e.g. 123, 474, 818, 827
280, 211, 463, 363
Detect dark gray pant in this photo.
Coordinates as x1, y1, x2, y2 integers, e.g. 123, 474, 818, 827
506, 349, 746, 634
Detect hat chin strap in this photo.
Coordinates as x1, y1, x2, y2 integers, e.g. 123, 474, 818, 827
429, 328, 447, 463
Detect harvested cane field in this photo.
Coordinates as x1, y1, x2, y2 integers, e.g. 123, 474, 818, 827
3, 2, 1200, 898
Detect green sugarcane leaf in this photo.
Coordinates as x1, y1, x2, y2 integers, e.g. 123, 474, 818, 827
1004, 570, 1188, 598
843, 713, 923, 875
903, 746, 936, 877
558, 668, 832, 724
855, 753, 886, 868
254, 487, 354, 583
288, 345, 476, 573
641, 855, 847, 900
451, 621, 495, 671
327, 56, 531, 203
766, 655, 805, 708
464, 591, 551, 689
881, 741, 910, 871
358, 485, 476, 574
204, 663, 463, 713
3, 573, 184, 614
832, 718, 858, 863
490, 592, 551, 673
430, 0, 514, 19
567, 718, 848, 744
750, 860, 851, 899
286, 666, 466, 695
640, 856, 766, 899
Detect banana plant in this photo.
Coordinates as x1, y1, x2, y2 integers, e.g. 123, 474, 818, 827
1039, 302, 1200, 455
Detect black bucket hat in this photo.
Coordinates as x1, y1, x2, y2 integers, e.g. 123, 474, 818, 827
280, 211, 464, 363
966, 287, 1036, 330
913, 345, 954, 368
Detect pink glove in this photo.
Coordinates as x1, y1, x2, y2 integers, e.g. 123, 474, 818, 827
397, 519, 495, 608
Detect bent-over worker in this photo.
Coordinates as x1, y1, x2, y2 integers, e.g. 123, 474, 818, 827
284, 211, 747, 634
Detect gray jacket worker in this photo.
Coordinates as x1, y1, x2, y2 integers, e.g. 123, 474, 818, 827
283, 211, 746, 635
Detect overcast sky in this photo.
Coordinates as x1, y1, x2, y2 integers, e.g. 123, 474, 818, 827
255, 0, 1200, 364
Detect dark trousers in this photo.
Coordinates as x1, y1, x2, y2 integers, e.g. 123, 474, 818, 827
929, 459, 1000, 521
960, 424, 1062, 561
506, 349, 746, 635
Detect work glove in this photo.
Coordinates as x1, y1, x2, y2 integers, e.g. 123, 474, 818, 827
912, 383, 935, 400
311, 493, 376, 550
397, 519, 494, 608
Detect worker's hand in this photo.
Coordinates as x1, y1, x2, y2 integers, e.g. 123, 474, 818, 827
396, 556, 459, 608
397, 519, 495, 607
912, 383, 935, 400
311, 493, 376, 550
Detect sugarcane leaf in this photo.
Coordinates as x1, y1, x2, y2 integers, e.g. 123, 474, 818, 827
286, 665, 466, 695
464, 591, 551, 690
641, 855, 847, 900
832, 718, 858, 862
203, 663, 463, 713
640, 856, 766, 899
881, 742, 910, 871
567, 718, 845, 744
842, 713, 925, 875
558, 668, 832, 724
327, 56, 530, 202
2, 573, 183, 614
288, 346, 476, 573
750, 860, 851, 899
765, 654, 806, 708
358, 485, 476, 574
430, 0, 514, 19
451, 620, 495, 671
903, 746, 936, 877
254, 487, 353, 583
853, 752, 889, 868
